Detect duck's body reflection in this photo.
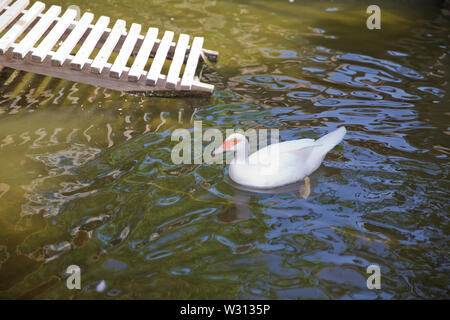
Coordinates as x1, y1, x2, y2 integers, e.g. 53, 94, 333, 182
216, 176, 304, 224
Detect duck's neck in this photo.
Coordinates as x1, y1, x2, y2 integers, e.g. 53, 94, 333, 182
233, 139, 249, 165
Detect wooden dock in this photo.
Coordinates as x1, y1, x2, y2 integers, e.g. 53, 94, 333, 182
0, 0, 218, 95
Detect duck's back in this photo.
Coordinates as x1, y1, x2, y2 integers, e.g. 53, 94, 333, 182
248, 138, 316, 165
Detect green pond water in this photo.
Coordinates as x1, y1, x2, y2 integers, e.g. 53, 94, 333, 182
0, 0, 449, 299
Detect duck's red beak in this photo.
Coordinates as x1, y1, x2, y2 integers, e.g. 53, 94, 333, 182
213, 138, 241, 155
222, 138, 240, 151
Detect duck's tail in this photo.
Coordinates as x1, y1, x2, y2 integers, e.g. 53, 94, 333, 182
315, 126, 346, 154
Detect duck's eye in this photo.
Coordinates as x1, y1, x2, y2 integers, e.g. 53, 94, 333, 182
233, 138, 238, 143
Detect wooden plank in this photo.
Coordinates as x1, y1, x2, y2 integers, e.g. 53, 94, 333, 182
0, 2, 216, 94
110, 22, 141, 79
180, 37, 203, 90
12, 5, 61, 59
91, 31, 218, 62
51, 12, 93, 67
0, 4, 218, 62
128, 27, 157, 82
0, 49, 213, 93
146, 30, 173, 86
0, 1, 44, 54
166, 33, 189, 89
32, 22, 218, 63
0, 0, 13, 11
31, 8, 77, 63
70, 15, 109, 71
0, 0, 29, 34
90, 19, 125, 74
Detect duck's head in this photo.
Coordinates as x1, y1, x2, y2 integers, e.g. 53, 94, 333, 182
213, 133, 246, 155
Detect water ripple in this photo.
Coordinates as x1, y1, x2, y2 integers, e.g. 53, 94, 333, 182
0, 0, 448, 300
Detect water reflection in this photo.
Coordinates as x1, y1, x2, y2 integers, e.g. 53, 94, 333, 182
0, 0, 449, 299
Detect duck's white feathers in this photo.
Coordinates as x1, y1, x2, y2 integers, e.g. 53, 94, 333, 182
228, 127, 346, 189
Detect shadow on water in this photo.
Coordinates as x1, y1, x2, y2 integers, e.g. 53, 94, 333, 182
217, 176, 306, 224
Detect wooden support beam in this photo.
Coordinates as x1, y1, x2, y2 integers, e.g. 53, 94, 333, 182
0, 1, 217, 95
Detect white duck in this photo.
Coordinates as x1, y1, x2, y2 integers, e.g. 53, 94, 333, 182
214, 127, 346, 195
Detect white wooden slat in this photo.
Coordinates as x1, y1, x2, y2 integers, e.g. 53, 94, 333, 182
146, 30, 174, 86
166, 33, 189, 89
180, 37, 204, 90
0, 0, 13, 11
192, 80, 214, 92
12, 5, 61, 59
31, 8, 77, 63
0, 1, 44, 54
91, 19, 125, 74
0, 0, 29, 34
51, 12, 93, 66
128, 27, 157, 82
70, 15, 109, 71
110, 22, 141, 79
